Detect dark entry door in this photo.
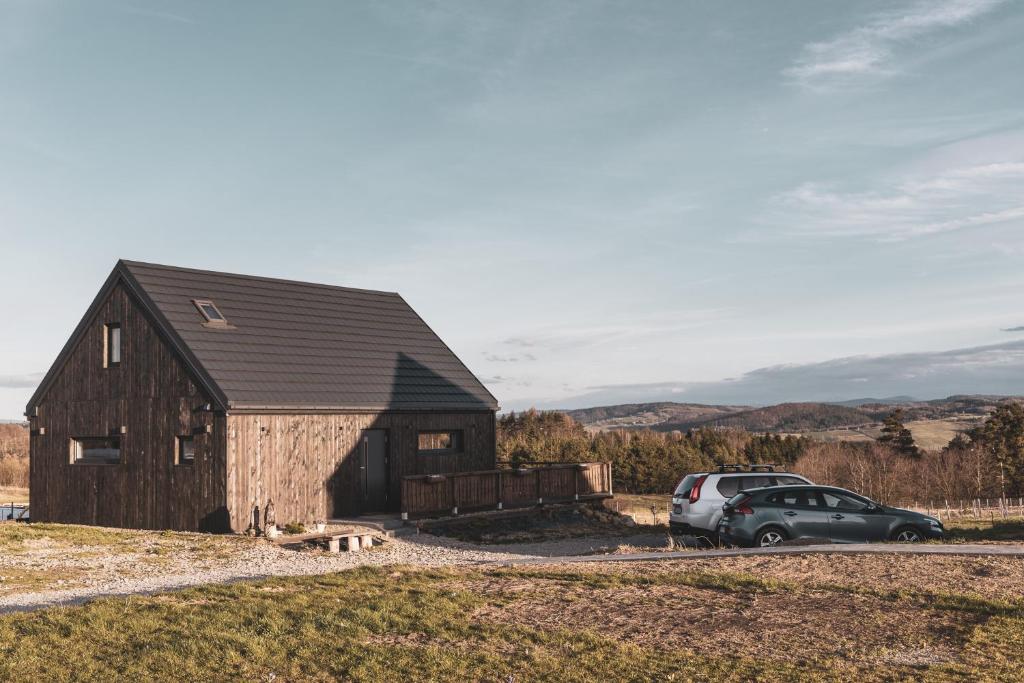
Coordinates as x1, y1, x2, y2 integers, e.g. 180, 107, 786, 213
360, 429, 389, 513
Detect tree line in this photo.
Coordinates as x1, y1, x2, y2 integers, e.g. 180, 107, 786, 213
0, 424, 29, 488
498, 409, 808, 494
498, 403, 1024, 504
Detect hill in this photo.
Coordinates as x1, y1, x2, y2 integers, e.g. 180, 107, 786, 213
560, 396, 1021, 446
656, 402, 874, 432
564, 402, 750, 431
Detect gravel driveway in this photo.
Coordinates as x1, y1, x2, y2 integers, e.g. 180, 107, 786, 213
7, 525, 1017, 614
0, 528, 671, 613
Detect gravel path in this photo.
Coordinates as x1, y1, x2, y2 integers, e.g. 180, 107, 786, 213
4, 529, 1019, 614
0, 530, 669, 613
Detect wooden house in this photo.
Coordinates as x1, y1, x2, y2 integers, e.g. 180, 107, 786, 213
25, 260, 499, 532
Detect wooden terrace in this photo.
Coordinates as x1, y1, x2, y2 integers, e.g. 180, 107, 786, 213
400, 462, 613, 519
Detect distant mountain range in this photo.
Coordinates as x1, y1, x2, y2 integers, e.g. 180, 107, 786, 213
564, 395, 1018, 434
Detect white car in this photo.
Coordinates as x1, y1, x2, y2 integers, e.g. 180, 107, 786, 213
669, 465, 811, 540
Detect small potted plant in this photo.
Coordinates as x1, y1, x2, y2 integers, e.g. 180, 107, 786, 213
313, 519, 326, 533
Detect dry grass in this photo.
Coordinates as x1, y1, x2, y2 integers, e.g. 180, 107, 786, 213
0, 523, 256, 595
590, 553, 1024, 603
468, 574, 979, 666
609, 493, 672, 526
1, 557, 1022, 680
802, 417, 980, 451
0, 487, 29, 504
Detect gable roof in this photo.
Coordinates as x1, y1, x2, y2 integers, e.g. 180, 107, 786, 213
27, 260, 499, 413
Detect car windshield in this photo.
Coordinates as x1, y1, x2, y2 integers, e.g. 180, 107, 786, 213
674, 474, 700, 496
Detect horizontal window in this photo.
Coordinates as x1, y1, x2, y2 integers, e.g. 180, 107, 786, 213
71, 436, 121, 465
417, 430, 463, 455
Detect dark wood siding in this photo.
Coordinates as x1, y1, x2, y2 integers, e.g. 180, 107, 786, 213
400, 463, 613, 517
28, 282, 227, 531
225, 411, 495, 531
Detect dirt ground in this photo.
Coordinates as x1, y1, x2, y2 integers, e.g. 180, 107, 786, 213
459, 552, 1024, 670
470, 578, 977, 666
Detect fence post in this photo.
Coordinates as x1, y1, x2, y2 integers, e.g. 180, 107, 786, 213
496, 471, 503, 510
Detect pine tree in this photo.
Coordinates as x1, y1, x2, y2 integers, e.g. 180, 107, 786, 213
973, 402, 1024, 499
877, 408, 920, 458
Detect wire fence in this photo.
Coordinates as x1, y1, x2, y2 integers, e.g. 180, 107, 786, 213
896, 498, 1024, 522
0, 501, 28, 522
609, 494, 1024, 527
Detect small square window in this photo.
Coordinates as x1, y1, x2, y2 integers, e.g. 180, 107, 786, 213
176, 436, 195, 465
192, 299, 227, 324
104, 323, 121, 367
417, 430, 464, 455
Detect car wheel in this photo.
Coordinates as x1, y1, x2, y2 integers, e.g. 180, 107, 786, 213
755, 527, 787, 548
892, 526, 924, 543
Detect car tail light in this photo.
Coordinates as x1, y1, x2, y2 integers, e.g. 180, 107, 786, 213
733, 496, 754, 515
688, 475, 707, 503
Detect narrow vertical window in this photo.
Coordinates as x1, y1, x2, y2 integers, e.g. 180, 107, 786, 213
104, 323, 121, 367
176, 435, 195, 465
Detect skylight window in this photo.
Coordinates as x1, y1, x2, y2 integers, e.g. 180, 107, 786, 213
193, 299, 227, 325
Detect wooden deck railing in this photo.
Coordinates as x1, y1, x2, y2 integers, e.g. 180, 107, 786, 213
400, 462, 612, 518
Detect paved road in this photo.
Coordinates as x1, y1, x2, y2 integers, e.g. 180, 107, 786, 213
507, 542, 1024, 564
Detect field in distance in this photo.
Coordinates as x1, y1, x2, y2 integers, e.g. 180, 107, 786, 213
801, 417, 979, 451
564, 395, 1015, 450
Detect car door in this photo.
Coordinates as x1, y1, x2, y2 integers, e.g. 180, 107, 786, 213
821, 491, 889, 543
766, 489, 831, 541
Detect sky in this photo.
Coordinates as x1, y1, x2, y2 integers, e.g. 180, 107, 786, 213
1, 0, 1024, 418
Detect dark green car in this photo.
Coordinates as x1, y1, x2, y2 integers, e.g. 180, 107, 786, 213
717, 485, 944, 547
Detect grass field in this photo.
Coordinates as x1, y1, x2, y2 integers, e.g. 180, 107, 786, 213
802, 417, 979, 451
0, 555, 1021, 681
0, 487, 28, 505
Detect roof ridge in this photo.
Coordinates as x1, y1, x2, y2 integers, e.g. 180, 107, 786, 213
119, 259, 400, 297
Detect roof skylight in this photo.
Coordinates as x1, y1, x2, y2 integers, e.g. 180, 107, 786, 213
193, 299, 227, 325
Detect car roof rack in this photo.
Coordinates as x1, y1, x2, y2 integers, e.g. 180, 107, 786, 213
716, 463, 779, 473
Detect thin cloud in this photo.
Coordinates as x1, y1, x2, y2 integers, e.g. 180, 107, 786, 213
0, 373, 43, 389
786, 0, 1005, 89
542, 340, 1024, 409
766, 161, 1024, 241
1003, 326, 1024, 332
484, 353, 537, 363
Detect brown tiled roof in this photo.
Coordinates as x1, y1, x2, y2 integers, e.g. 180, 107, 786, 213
31, 260, 498, 412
